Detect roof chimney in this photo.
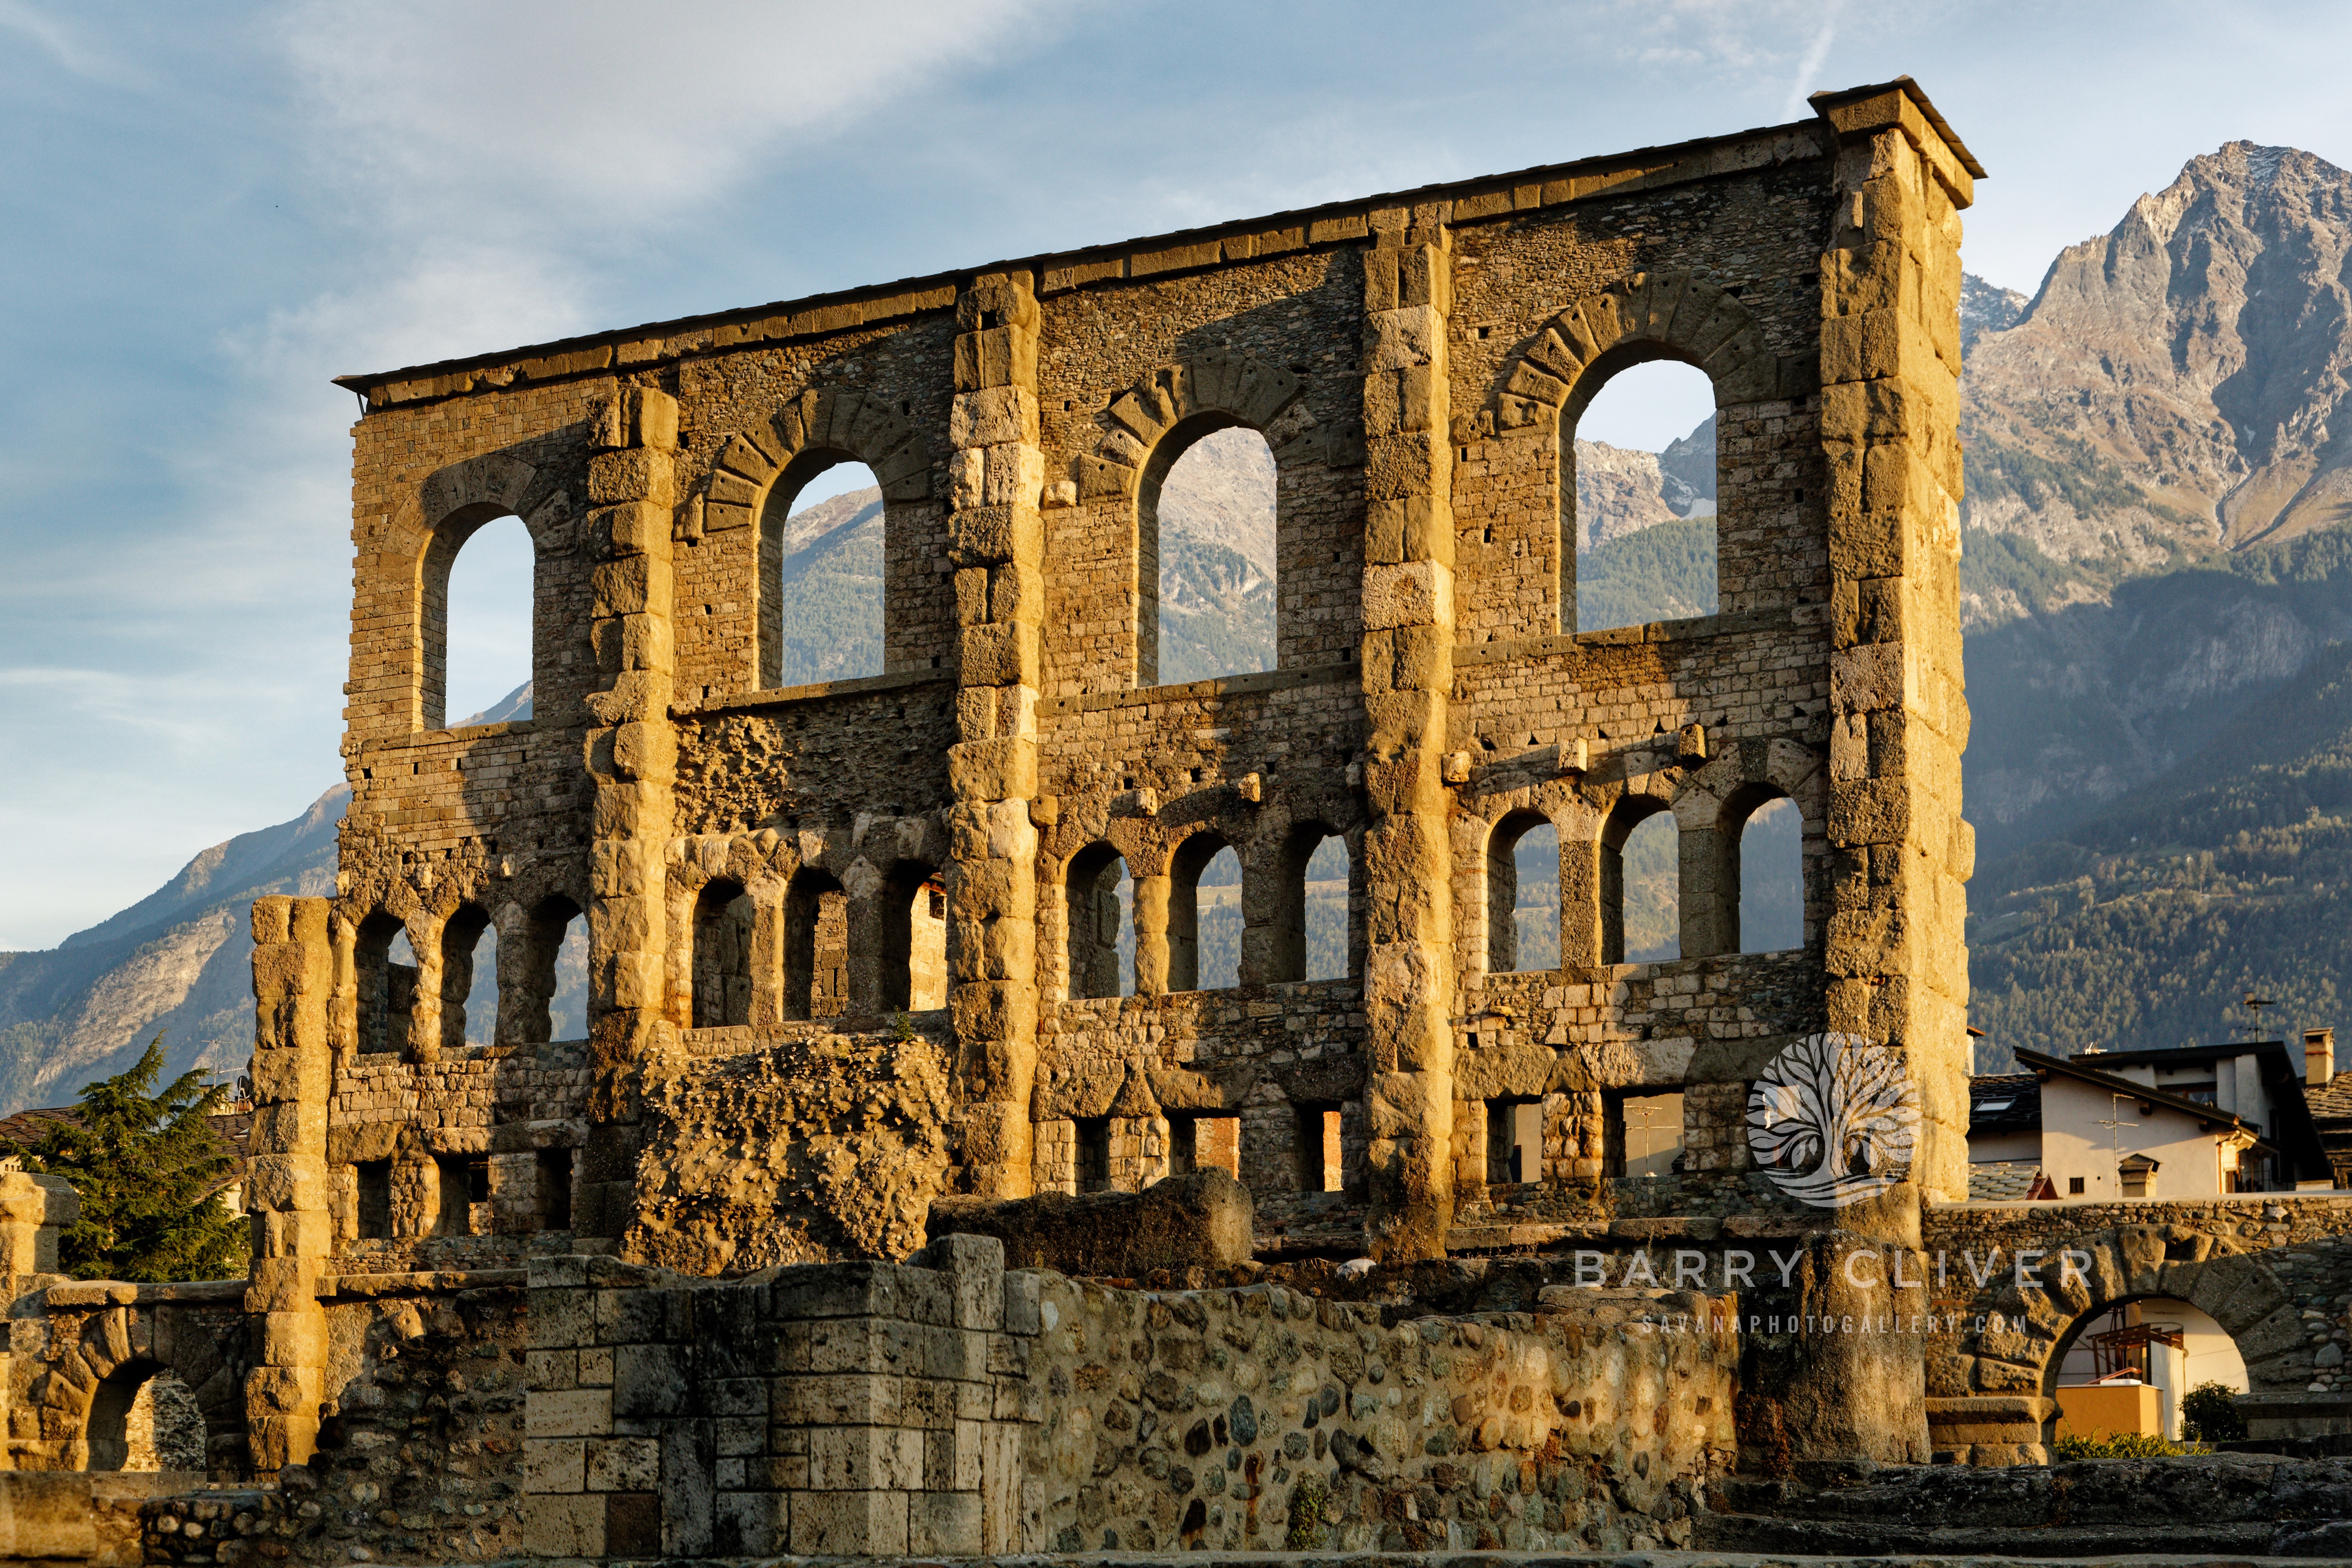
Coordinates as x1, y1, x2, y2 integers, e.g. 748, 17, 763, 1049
2307, 1028, 2335, 1088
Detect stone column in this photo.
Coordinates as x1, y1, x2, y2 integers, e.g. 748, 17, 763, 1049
1357, 209, 1458, 1259
579, 386, 681, 1242
1763, 83, 1976, 1465
945, 271, 1044, 1198
1814, 87, 1974, 1203
243, 894, 336, 1473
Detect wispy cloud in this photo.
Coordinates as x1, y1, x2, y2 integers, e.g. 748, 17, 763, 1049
0, 0, 141, 85
1784, 3, 1844, 121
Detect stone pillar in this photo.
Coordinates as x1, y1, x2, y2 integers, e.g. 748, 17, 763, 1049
0, 1172, 75, 1284
1357, 209, 1458, 1259
579, 385, 681, 1241
1750, 83, 1976, 1465
1814, 86, 1974, 1202
243, 894, 336, 1473
945, 271, 1044, 1198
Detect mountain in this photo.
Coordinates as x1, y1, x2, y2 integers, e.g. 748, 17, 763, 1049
1956, 145, 2352, 856
1961, 142, 2352, 632
0, 788, 345, 1110
1968, 639, 2352, 1066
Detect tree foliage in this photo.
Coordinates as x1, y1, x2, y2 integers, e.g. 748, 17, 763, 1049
23, 1038, 247, 1282
2180, 1381, 2248, 1444
1968, 640, 2352, 1064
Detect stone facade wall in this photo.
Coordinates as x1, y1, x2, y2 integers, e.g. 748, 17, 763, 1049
258, 83, 1985, 1475
142, 1281, 528, 1567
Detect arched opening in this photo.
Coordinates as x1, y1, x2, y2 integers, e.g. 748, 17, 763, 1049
355, 912, 411, 1055
782, 866, 849, 1019
424, 508, 535, 732
1486, 811, 1558, 974
878, 860, 948, 1012
1601, 801, 1678, 964
1565, 361, 1717, 635
440, 905, 495, 1049
1066, 844, 1135, 1000
85, 1360, 203, 1472
691, 879, 755, 1028
1261, 826, 1351, 984
1168, 834, 1240, 993
498, 896, 584, 1047
2050, 1297, 2252, 1443
762, 458, 884, 687
1146, 425, 1277, 687
1303, 834, 1349, 982
549, 906, 589, 1040
1738, 794, 1803, 953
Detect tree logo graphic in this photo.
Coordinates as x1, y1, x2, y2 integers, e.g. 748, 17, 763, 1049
1745, 1032, 1918, 1207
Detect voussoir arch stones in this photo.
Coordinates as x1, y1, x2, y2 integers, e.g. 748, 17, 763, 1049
1951, 1223, 2318, 1396
700, 386, 935, 536
1075, 350, 1308, 502
1485, 270, 1776, 436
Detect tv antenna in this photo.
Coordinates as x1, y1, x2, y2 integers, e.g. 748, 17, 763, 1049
2246, 994, 2277, 1034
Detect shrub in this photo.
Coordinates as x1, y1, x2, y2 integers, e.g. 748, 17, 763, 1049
2181, 1381, 2248, 1443
2053, 1428, 2210, 1459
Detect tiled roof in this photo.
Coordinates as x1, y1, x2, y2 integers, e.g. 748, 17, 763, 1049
0, 1107, 77, 1149
1969, 1161, 2043, 1202
1969, 1073, 2041, 1136
2305, 1074, 2352, 1128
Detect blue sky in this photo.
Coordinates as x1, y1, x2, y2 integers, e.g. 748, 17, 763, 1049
3, 0, 2349, 949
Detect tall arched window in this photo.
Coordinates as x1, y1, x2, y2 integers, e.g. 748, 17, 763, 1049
1302, 834, 1349, 982
1566, 362, 1717, 635
1486, 812, 1559, 973
693, 879, 755, 1028
1739, 794, 1803, 953
356, 913, 411, 1055
1602, 803, 1679, 964
442, 905, 495, 1048
764, 461, 884, 686
1260, 825, 1351, 984
1148, 426, 1276, 686
505, 896, 582, 1046
1169, 834, 1240, 992
426, 510, 535, 730
1067, 844, 1135, 1000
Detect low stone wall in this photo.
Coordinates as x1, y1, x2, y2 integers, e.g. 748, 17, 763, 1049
1026, 1275, 1735, 1555
519, 1237, 1036, 1560
513, 1241, 1732, 1561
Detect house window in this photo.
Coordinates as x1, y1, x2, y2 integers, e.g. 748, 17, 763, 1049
2068, 1176, 2086, 1195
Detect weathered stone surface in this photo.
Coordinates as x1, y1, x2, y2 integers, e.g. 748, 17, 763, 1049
926, 1169, 1255, 1275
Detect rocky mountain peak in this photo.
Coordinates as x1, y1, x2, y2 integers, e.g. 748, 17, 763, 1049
1962, 140, 2352, 624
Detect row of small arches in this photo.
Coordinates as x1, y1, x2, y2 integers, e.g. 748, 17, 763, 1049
347, 779, 1800, 1054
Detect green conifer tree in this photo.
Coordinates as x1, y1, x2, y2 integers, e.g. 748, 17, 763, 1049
22, 1038, 248, 1282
